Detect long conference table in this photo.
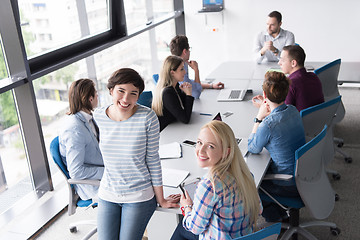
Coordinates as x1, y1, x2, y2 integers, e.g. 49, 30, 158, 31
147, 60, 358, 239
148, 62, 272, 240
205, 61, 360, 84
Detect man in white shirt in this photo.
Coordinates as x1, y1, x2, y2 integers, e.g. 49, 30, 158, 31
254, 11, 295, 63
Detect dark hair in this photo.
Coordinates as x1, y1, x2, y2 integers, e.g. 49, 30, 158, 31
68, 78, 96, 114
169, 35, 190, 56
283, 45, 306, 67
107, 68, 145, 95
262, 71, 290, 104
268, 11, 282, 23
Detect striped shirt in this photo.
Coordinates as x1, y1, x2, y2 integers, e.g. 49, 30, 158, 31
93, 105, 162, 203
183, 174, 254, 240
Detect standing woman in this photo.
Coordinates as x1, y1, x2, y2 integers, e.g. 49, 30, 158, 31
59, 78, 104, 201
171, 121, 261, 240
94, 68, 179, 240
152, 55, 194, 131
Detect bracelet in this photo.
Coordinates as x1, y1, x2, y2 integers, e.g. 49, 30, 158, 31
184, 204, 193, 210
181, 204, 193, 216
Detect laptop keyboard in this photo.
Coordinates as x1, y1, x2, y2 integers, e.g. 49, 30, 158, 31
229, 90, 242, 99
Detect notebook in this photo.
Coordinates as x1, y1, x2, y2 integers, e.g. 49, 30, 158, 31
217, 89, 246, 102
217, 79, 250, 102
159, 142, 182, 159
198, 0, 224, 13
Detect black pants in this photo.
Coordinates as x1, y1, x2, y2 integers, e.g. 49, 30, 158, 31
170, 222, 199, 240
260, 180, 300, 222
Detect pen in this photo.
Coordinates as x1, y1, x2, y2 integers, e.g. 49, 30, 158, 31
200, 113, 212, 116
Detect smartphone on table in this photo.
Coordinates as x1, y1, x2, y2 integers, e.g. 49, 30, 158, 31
182, 140, 196, 147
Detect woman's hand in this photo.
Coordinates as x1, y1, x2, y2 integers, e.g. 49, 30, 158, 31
212, 82, 224, 89
180, 82, 193, 96
166, 194, 181, 203
180, 190, 193, 207
158, 194, 180, 208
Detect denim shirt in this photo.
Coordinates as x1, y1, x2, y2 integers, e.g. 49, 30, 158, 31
180, 63, 202, 99
248, 104, 305, 186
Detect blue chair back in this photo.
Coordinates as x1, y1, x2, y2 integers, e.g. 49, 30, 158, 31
295, 125, 335, 219
314, 59, 345, 124
50, 136, 70, 179
314, 59, 341, 101
50, 136, 94, 208
300, 96, 341, 138
232, 223, 281, 240
152, 74, 159, 85
137, 91, 153, 108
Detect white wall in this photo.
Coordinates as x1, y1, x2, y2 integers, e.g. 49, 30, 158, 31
183, 0, 360, 79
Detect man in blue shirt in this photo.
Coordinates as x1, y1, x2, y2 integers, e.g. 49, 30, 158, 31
169, 35, 224, 99
248, 71, 305, 222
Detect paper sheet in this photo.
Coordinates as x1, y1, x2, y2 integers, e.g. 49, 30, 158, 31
162, 168, 189, 188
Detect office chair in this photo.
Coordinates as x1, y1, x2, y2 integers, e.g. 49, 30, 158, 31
232, 223, 281, 240
259, 126, 340, 240
152, 74, 159, 85
300, 96, 341, 181
137, 90, 153, 108
314, 59, 352, 163
50, 136, 99, 240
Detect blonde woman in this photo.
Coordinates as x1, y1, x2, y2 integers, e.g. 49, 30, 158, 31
171, 120, 262, 240
152, 55, 194, 131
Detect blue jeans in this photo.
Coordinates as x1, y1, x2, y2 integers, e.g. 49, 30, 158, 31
97, 196, 157, 240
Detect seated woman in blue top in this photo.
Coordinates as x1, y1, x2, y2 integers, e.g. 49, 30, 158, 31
152, 55, 194, 131
59, 78, 104, 201
94, 68, 180, 240
248, 71, 305, 222
171, 120, 261, 240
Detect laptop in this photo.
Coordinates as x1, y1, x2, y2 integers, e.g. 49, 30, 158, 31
213, 112, 222, 121
198, 0, 224, 13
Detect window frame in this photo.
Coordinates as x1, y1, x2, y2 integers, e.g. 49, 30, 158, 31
0, 0, 185, 195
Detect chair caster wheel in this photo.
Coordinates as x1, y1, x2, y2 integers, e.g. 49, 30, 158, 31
337, 142, 344, 148
330, 227, 341, 236
335, 194, 340, 201
332, 173, 341, 180
70, 226, 77, 233
345, 157, 352, 163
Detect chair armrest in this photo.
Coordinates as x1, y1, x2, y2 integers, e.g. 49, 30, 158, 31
263, 174, 293, 181
68, 178, 100, 186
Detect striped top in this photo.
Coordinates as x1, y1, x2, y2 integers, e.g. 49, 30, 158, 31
93, 105, 162, 202
183, 174, 254, 239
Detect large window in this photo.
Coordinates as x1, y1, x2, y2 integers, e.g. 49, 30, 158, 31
18, 0, 110, 58
0, 39, 7, 82
0, 88, 31, 214
0, 0, 184, 233
0, 35, 32, 213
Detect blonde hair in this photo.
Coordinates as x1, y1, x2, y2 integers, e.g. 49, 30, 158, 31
152, 55, 184, 116
202, 120, 260, 227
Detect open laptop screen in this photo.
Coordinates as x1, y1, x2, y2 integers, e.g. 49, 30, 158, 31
203, 0, 223, 5
213, 112, 222, 121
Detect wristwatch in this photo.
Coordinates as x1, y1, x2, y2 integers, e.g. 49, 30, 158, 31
254, 117, 262, 123
273, 48, 279, 54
